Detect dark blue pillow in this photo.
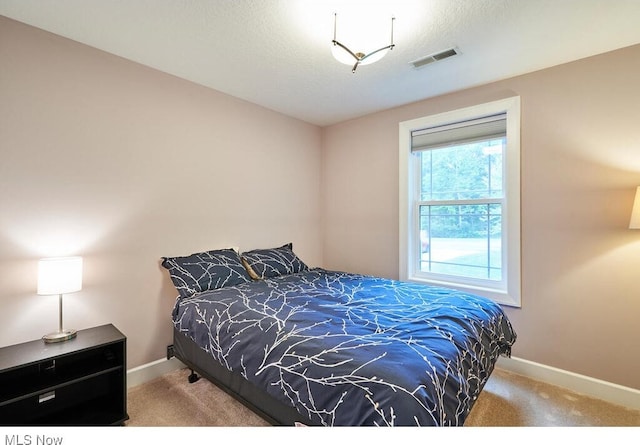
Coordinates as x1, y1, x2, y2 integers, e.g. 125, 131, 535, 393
161, 248, 251, 299
241, 243, 308, 280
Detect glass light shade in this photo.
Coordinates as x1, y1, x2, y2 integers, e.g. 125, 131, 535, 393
331, 12, 394, 71
630, 186, 640, 229
37, 256, 83, 295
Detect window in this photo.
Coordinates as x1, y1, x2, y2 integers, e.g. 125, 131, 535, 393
399, 97, 521, 307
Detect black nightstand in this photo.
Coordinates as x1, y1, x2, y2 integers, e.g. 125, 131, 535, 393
0, 324, 128, 426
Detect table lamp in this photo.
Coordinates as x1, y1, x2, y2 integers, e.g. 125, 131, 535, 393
37, 256, 83, 343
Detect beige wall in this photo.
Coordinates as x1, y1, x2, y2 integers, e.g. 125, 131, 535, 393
322, 44, 640, 390
2, 15, 639, 392
0, 17, 322, 368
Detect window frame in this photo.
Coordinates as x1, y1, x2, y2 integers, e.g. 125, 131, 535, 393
399, 97, 521, 307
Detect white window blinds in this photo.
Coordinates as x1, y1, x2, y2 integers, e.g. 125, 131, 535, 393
411, 113, 507, 152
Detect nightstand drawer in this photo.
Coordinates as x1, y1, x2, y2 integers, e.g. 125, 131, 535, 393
0, 345, 123, 404
0, 370, 119, 425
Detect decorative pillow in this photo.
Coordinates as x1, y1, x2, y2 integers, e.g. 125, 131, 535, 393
161, 248, 251, 299
241, 243, 308, 280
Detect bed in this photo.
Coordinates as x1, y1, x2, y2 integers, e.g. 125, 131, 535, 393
163, 244, 516, 426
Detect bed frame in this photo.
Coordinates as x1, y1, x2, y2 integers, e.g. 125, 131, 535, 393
172, 327, 318, 426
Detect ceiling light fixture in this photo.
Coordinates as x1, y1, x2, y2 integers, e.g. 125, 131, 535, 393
332, 12, 395, 73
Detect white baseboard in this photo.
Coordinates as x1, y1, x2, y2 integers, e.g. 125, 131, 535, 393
127, 357, 186, 388
127, 355, 640, 411
497, 355, 640, 410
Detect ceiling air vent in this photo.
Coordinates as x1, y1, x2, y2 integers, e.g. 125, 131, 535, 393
410, 47, 459, 69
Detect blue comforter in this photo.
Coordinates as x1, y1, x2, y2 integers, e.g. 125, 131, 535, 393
172, 268, 516, 426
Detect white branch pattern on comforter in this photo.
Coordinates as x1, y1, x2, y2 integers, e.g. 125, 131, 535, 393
172, 269, 516, 426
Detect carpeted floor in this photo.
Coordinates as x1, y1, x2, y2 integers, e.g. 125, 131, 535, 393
125, 367, 640, 427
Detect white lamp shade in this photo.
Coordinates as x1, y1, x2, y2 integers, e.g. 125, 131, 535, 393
630, 187, 640, 229
37, 256, 83, 295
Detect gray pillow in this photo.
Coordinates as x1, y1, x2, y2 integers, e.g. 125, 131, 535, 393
161, 248, 251, 298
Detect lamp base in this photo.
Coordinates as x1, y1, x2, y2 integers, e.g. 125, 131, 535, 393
43, 329, 77, 343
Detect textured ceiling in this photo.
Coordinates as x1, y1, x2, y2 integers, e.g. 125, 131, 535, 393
2, 0, 640, 126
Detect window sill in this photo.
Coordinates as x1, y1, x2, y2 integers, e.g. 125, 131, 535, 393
406, 274, 521, 308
